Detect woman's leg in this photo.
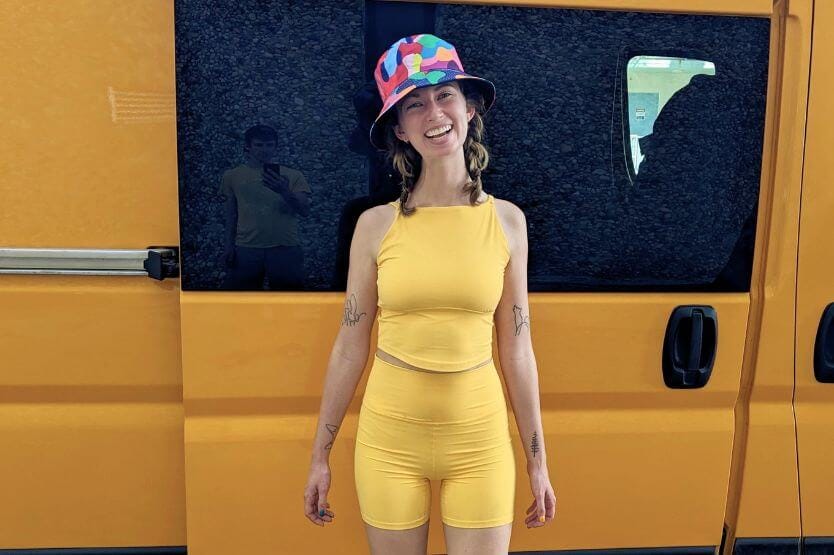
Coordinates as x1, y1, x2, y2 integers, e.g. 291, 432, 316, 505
355, 356, 435, 552
435, 361, 516, 554
364, 521, 430, 555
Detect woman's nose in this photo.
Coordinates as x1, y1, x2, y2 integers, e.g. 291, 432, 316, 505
426, 104, 446, 121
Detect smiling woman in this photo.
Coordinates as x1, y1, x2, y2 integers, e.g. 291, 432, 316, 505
378, 79, 492, 216
305, 31, 556, 555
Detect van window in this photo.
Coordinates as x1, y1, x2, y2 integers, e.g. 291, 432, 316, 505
626, 56, 716, 175
175, 1, 769, 292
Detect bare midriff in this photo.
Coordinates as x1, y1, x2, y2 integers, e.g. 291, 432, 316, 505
375, 348, 493, 373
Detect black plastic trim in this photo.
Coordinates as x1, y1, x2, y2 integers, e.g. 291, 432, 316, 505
814, 302, 834, 382
144, 246, 180, 281
508, 548, 713, 554
733, 537, 800, 554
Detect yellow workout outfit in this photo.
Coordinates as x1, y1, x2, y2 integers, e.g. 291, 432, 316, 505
354, 193, 516, 530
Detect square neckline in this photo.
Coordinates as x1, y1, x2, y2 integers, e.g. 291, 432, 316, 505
392, 193, 493, 210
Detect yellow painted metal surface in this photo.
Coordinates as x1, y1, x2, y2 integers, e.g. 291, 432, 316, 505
0, 1, 183, 550
0, 277, 185, 548
0, 1, 179, 248
795, 0, 834, 538
0, 0, 817, 552
182, 292, 749, 553
177, 1, 802, 554
722, 0, 809, 546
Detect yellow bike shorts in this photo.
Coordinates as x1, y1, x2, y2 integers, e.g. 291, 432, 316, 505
354, 354, 516, 530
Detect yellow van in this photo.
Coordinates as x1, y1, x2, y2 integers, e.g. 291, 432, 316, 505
1, 0, 831, 553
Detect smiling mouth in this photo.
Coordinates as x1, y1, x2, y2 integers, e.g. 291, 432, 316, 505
425, 125, 453, 139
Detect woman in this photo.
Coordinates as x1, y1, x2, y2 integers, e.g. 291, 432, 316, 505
304, 34, 556, 554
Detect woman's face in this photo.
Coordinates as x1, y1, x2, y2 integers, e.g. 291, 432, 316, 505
394, 82, 475, 160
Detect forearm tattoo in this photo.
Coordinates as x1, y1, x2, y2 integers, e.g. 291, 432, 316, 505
323, 424, 338, 450
342, 293, 366, 326
513, 304, 530, 336
531, 431, 540, 458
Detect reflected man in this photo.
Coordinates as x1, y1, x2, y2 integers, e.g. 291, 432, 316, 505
219, 124, 312, 290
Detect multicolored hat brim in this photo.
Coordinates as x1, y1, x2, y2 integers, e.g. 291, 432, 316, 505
368, 34, 497, 151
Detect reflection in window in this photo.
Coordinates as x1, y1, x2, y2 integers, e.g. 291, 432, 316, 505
627, 56, 715, 174
174, 1, 769, 292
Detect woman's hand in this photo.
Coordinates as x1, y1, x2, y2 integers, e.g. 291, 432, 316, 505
524, 462, 557, 528
304, 460, 335, 527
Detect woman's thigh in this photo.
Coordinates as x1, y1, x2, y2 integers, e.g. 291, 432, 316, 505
354, 357, 434, 530
435, 393, 516, 530
355, 356, 515, 549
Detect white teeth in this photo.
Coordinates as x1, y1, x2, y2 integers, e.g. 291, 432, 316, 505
425, 124, 452, 137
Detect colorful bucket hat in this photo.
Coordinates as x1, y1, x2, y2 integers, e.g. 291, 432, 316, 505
369, 33, 496, 150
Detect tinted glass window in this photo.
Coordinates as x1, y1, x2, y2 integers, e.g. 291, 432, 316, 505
627, 56, 716, 175
175, 1, 769, 292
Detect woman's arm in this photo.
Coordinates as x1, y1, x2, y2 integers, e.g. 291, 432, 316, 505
494, 204, 547, 470
309, 208, 381, 463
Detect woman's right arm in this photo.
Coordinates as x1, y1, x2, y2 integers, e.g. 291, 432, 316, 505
304, 207, 381, 526
309, 208, 380, 463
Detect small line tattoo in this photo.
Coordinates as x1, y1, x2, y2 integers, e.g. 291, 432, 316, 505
323, 424, 339, 450
513, 304, 530, 336
531, 431, 540, 458
342, 293, 366, 327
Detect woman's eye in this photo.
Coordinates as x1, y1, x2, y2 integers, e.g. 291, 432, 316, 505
406, 92, 450, 110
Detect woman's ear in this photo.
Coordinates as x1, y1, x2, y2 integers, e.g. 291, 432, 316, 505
394, 124, 408, 143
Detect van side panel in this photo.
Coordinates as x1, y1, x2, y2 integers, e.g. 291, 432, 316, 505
722, 0, 810, 548
0, 1, 183, 550
795, 0, 834, 541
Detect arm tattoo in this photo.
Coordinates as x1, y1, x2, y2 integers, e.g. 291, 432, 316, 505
342, 293, 367, 326
323, 424, 339, 450
531, 431, 540, 458
513, 304, 530, 336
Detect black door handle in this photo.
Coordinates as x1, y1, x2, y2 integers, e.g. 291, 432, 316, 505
814, 303, 834, 383
663, 305, 718, 389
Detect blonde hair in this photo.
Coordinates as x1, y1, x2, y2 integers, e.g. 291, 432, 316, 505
379, 80, 490, 217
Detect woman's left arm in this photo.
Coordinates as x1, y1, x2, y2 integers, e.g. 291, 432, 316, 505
494, 202, 557, 527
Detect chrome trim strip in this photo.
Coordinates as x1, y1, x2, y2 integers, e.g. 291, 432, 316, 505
0, 248, 174, 276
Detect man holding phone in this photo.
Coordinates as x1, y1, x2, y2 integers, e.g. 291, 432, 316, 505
219, 124, 312, 290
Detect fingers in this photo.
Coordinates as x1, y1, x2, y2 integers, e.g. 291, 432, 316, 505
263, 169, 283, 183
524, 491, 557, 528
304, 489, 336, 527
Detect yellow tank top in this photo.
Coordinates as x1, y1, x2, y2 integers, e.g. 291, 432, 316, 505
376, 193, 511, 372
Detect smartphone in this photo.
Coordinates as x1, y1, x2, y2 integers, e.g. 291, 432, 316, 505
263, 163, 289, 193
263, 163, 282, 175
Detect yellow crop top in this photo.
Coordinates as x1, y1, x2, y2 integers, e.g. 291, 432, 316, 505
376, 193, 511, 372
